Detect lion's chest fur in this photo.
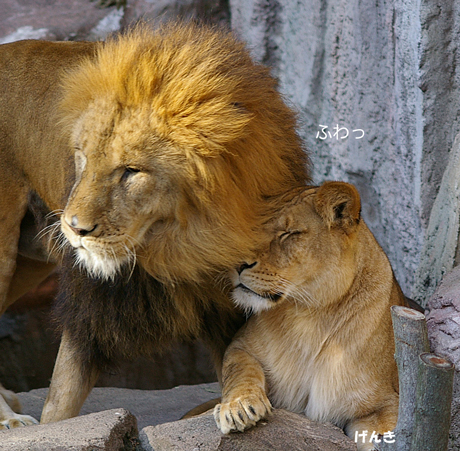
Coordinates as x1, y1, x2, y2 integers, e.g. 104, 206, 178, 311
242, 305, 379, 427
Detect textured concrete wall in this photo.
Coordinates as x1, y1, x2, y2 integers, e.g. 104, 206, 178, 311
230, 0, 460, 303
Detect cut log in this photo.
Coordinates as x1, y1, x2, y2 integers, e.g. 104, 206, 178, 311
410, 353, 454, 451
376, 306, 429, 450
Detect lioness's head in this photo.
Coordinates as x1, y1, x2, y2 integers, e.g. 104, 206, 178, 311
58, 23, 309, 281
230, 182, 362, 313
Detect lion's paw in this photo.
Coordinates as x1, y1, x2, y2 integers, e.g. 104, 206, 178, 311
0, 413, 38, 430
214, 393, 272, 434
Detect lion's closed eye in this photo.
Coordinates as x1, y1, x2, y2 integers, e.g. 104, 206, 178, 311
278, 230, 303, 243
120, 167, 141, 183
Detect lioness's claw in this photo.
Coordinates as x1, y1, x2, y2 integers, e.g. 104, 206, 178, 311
214, 394, 272, 434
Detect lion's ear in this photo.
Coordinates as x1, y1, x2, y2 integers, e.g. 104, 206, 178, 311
314, 181, 361, 230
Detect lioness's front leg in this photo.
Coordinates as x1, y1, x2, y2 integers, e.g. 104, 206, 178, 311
345, 396, 399, 451
214, 342, 272, 434
41, 330, 100, 423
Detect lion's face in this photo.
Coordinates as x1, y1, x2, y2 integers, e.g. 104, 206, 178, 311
230, 183, 362, 314
61, 99, 184, 279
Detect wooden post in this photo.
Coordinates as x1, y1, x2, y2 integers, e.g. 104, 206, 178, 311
410, 353, 454, 451
376, 306, 429, 451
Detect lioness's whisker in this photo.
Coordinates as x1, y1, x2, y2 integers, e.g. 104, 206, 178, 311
277, 277, 319, 306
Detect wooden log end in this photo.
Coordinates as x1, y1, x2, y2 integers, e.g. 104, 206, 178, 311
391, 305, 426, 320
419, 352, 455, 371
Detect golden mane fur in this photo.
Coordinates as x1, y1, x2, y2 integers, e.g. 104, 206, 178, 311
214, 182, 406, 451
0, 22, 309, 426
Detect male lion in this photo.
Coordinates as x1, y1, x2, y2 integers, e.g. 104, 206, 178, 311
214, 182, 406, 451
0, 22, 309, 428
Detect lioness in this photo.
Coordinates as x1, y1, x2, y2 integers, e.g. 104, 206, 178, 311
0, 22, 309, 428
214, 182, 405, 451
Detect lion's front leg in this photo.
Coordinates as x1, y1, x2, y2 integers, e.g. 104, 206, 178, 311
41, 330, 100, 424
0, 182, 41, 428
214, 343, 272, 434
0, 384, 38, 429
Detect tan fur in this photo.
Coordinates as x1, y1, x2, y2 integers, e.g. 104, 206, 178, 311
214, 182, 405, 451
0, 22, 309, 426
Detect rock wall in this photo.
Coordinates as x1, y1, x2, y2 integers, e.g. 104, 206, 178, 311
230, 0, 460, 303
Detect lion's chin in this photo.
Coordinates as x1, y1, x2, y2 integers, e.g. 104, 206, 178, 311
74, 247, 129, 281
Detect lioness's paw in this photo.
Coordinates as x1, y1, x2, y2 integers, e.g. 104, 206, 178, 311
214, 393, 272, 434
0, 413, 38, 429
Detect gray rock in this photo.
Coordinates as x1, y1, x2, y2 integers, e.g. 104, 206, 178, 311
413, 132, 460, 306
121, 0, 229, 29
426, 268, 460, 451
140, 409, 357, 451
0, 408, 139, 451
0, 0, 229, 45
0, 0, 121, 42
12, 386, 357, 450
17, 382, 221, 430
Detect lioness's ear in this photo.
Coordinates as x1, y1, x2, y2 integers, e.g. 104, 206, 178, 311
314, 181, 361, 230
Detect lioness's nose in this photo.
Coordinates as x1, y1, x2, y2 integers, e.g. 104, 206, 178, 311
67, 215, 98, 237
237, 262, 257, 274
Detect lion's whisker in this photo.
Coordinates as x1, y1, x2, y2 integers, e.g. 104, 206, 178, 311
35, 222, 60, 242
122, 238, 137, 281
45, 209, 64, 220
214, 271, 232, 292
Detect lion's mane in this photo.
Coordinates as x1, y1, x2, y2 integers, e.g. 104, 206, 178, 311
59, 22, 309, 282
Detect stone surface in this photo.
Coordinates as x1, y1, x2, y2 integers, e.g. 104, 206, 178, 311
0, 408, 139, 451
426, 268, 460, 451
17, 382, 221, 430
140, 409, 357, 451
121, 0, 229, 29
10, 386, 357, 451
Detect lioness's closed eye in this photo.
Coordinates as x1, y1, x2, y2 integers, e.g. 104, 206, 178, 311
214, 181, 406, 451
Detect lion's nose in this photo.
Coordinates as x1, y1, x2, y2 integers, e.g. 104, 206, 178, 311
67, 215, 98, 237
237, 261, 257, 274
